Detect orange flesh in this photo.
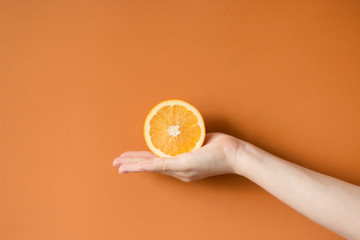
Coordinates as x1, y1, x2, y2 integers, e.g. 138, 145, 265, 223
149, 105, 201, 156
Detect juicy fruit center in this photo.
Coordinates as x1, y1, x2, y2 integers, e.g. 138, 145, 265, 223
168, 125, 180, 137
149, 104, 202, 156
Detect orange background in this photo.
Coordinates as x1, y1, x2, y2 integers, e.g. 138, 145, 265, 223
1, 1, 360, 239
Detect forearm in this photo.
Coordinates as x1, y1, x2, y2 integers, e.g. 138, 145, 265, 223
234, 142, 360, 239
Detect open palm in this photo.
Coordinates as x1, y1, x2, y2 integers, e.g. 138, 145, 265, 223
113, 133, 243, 182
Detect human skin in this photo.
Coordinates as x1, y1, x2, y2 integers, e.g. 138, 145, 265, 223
113, 133, 360, 239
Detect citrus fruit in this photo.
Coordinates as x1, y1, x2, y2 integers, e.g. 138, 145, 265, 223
144, 99, 206, 158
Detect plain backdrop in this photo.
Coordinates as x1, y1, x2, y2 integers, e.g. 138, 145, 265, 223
1, 0, 360, 239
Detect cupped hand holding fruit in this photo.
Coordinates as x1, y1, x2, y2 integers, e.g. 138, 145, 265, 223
113, 132, 245, 182
113, 99, 246, 181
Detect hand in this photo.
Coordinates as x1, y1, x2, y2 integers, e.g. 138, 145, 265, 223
113, 133, 245, 182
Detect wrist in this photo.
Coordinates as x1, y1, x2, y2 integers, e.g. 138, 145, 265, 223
231, 140, 261, 177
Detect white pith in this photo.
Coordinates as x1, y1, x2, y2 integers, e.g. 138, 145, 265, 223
144, 100, 206, 158
168, 125, 180, 137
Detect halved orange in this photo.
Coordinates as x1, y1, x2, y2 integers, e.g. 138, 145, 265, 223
144, 99, 206, 158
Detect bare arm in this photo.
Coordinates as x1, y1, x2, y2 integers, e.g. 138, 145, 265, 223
113, 133, 360, 239
237, 142, 360, 239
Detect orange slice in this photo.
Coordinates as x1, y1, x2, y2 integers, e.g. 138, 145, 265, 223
144, 99, 206, 158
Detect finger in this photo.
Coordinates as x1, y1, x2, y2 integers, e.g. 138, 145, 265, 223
113, 156, 156, 167
120, 151, 156, 158
118, 163, 189, 180
118, 161, 146, 173
113, 151, 156, 167
119, 158, 184, 173
143, 158, 185, 172
118, 165, 189, 183
118, 162, 176, 176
